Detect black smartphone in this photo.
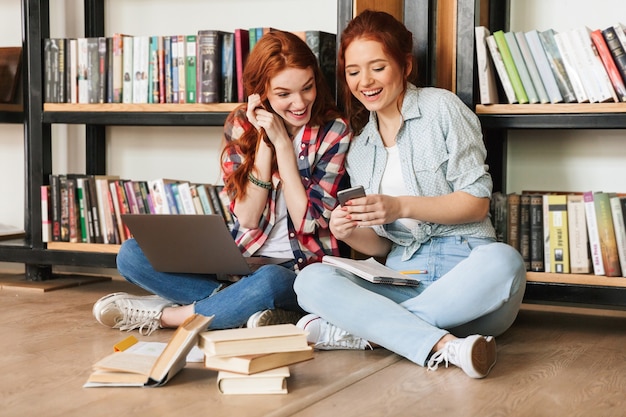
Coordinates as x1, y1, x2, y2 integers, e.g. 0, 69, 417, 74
337, 186, 366, 206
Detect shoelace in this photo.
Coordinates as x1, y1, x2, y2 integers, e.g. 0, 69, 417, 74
427, 340, 459, 371
114, 307, 162, 336
317, 321, 371, 350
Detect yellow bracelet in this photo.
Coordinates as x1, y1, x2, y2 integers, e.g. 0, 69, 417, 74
248, 172, 272, 190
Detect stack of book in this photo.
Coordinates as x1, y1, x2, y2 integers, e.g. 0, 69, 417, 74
475, 23, 626, 105
43, 28, 335, 105
42, 175, 234, 245
198, 324, 313, 395
490, 190, 626, 278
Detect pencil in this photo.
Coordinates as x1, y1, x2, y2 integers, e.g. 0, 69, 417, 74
400, 270, 428, 275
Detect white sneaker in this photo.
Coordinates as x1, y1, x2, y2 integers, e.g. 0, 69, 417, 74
427, 335, 497, 379
246, 309, 303, 328
92, 292, 176, 336
296, 314, 371, 350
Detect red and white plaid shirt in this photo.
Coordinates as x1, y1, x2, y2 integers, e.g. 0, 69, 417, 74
222, 107, 351, 272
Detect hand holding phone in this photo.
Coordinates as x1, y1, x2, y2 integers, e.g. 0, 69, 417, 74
337, 186, 366, 206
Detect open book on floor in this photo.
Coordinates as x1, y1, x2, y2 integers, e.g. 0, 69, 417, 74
321, 255, 421, 286
84, 314, 213, 387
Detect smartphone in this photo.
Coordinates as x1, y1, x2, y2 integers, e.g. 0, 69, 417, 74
337, 186, 366, 206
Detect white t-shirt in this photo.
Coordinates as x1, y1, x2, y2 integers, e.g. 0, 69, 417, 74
255, 127, 304, 259
379, 144, 420, 230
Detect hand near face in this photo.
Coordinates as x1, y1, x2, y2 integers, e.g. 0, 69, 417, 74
246, 94, 290, 148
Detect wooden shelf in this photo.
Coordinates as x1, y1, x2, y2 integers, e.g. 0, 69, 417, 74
44, 103, 241, 112
46, 241, 120, 254
527, 272, 626, 288
476, 103, 626, 115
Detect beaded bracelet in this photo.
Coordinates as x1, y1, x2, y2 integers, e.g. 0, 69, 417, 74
247, 172, 272, 190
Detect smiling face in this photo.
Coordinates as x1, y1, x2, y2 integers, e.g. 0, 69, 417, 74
266, 67, 317, 136
344, 38, 407, 119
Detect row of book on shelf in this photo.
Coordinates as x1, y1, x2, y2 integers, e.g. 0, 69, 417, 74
475, 22, 626, 105
43, 27, 336, 105
85, 314, 312, 394
490, 190, 626, 278
42, 174, 235, 245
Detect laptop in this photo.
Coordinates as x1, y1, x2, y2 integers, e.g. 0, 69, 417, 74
121, 214, 290, 275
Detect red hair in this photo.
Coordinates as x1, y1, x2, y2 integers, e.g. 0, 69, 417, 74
337, 10, 418, 134
221, 30, 341, 200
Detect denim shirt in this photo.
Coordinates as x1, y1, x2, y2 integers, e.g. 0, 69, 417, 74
346, 85, 496, 260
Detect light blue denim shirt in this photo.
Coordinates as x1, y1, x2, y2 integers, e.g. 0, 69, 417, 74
346, 84, 496, 260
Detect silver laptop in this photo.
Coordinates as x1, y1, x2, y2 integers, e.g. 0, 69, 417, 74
121, 214, 289, 275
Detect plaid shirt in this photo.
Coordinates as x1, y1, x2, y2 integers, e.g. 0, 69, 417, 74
222, 107, 351, 272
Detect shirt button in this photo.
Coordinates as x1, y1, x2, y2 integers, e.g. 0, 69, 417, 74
299, 155, 304, 160
298, 258, 304, 263
289, 233, 295, 237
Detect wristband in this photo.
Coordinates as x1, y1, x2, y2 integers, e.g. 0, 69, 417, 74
247, 172, 272, 190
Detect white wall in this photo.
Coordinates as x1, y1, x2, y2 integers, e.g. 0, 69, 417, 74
507, 0, 626, 193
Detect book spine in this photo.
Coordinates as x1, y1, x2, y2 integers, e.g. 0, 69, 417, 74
121, 35, 133, 103
66, 177, 79, 243
553, 31, 589, 103
504, 31, 538, 103
185, 34, 197, 103
542, 194, 551, 273
514, 31, 549, 104
234, 29, 249, 103
590, 29, 626, 102
163, 36, 173, 103
68, 38, 78, 103
506, 193, 521, 252
519, 193, 531, 270
112, 34, 124, 103
59, 174, 70, 242
485, 35, 518, 104
583, 191, 605, 275
609, 195, 626, 277
493, 30, 529, 104
567, 194, 590, 274
538, 29, 577, 103
75, 177, 91, 243
601, 26, 626, 89
177, 35, 186, 103
593, 192, 622, 277
571, 27, 617, 103
524, 30, 563, 103
529, 194, 544, 272
41, 185, 51, 243
221, 32, 236, 103
148, 35, 160, 104
197, 31, 222, 104
548, 194, 570, 274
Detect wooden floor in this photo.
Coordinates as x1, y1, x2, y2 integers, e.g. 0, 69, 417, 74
2, 273, 626, 417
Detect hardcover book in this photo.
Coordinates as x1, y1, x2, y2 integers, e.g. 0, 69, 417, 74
548, 194, 570, 274
514, 31, 549, 104
485, 34, 517, 104
185, 34, 197, 103
590, 29, 626, 102
493, 30, 529, 104
198, 324, 309, 357
304, 30, 337, 96
524, 30, 563, 103
583, 191, 605, 275
593, 192, 622, 277
216, 366, 290, 395
221, 32, 236, 103
121, 34, 134, 104
504, 31, 539, 104
234, 28, 249, 102
553, 31, 589, 103
601, 26, 626, 90
204, 347, 313, 375
0, 46, 22, 103
608, 194, 626, 277
474, 27, 500, 105
519, 193, 531, 270
507, 193, 521, 252
538, 29, 577, 103
132, 35, 150, 104
197, 30, 224, 103
567, 194, 591, 274
85, 314, 213, 387
529, 194, 544, 272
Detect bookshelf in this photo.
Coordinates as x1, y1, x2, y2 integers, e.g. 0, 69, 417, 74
470, 1, 626, 308
1, 0, 422, 283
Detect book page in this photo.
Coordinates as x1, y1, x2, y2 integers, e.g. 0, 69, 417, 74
322, 256, 409, 280
93, 352, 155, 376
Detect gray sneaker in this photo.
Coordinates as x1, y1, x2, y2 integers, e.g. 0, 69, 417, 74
246, 309, 303, 328
92, 292, 176, 336
427, 334, 497, 378
296, 314, 371, 350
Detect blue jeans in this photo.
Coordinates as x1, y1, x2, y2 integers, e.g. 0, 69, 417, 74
294, 237, 526, 366
116, 239, 304, 329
